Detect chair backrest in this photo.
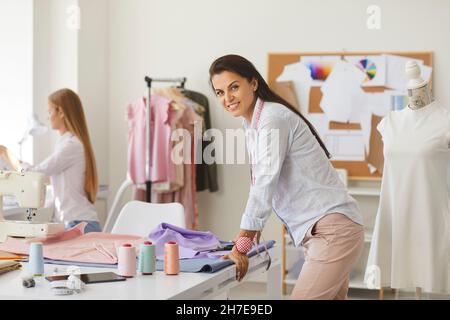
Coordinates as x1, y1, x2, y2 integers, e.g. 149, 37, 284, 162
111, 201, 185, 237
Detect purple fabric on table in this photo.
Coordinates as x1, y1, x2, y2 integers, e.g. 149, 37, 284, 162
148, 223, 221, 259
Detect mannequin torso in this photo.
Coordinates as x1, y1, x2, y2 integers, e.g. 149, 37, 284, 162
405, 60, 432, 110
408, 84, 432, 110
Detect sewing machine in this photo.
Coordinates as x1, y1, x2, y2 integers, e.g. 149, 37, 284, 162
0, 170, 64, 242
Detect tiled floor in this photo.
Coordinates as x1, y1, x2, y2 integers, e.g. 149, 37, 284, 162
228, 282, 450, 300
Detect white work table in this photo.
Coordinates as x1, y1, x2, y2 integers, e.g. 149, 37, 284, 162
0, 246, 281, 300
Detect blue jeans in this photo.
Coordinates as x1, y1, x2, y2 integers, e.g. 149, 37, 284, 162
67, 220, 102, 233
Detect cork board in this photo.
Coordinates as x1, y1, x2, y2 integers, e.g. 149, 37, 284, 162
268, 51, 433, 180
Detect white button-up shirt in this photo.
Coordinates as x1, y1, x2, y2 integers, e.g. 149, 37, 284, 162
28, 132, 98, 225
241, 99, 363, 246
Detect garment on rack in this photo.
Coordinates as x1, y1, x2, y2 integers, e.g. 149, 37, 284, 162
128, 89, 206, 229
183, 90, 219, 192
126, 96, 181, 188
148, 106, 201, 229
152, 93, 187, 192
140, 89, 203, 229
365, 101, 450, 293
174, 105, 201, 229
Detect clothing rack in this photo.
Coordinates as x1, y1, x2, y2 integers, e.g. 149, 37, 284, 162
143, 76, 187, 202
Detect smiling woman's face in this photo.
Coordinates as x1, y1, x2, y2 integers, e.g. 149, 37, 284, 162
211, 71, 258, 122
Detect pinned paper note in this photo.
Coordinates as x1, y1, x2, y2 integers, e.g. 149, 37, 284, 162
345, 55, 386, 87
323, 130, 366, 161
319, 60, 366, 123
276, 61, 313, 115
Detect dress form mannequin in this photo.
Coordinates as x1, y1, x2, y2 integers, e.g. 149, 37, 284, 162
406, 60, 432, 110
405, 61, 431, 299
367, 60, 449, 299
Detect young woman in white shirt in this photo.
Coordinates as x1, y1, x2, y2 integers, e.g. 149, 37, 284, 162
0, 88, 101, 233
210, 55, 364, 300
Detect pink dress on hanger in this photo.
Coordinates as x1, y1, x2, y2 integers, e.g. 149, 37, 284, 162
152, 105, 202, 229
126, 95, 177, 184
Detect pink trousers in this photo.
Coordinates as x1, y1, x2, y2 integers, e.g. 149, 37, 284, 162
290, 213, 364, 300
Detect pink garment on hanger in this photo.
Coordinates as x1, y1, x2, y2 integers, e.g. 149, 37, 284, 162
0, 223, 145, 264
151, 106, 202, 229
126, 95, 177, 184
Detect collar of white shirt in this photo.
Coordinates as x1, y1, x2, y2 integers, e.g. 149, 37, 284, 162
58, 131, 74, 143
242, 98, 264, 130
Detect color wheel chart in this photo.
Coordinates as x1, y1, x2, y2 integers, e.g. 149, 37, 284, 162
305, 61, 335, 81
356, 58, 377, 82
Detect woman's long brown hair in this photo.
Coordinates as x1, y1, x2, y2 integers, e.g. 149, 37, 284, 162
209, 54, 331, 158
49, 88, 98, 203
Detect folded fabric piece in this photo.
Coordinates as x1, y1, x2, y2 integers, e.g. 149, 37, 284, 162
0, 250, 26, 260
0, 260, 21, 275
0, 223, 145, 264
148, 223, 221, 259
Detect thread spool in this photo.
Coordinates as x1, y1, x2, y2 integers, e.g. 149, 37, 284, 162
164, 241, 179, 275
117, 243, 137, 278
28, 242, 44, 276
138, 241, 156, 275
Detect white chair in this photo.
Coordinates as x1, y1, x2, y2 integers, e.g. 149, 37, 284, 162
103, 179, 134, 232
110, 200, 185, 237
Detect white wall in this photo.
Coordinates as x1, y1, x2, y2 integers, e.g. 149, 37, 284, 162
78, 0, 109, 186
33, 0, 109, 186
31, 0, 109, 224
0, 0, 33, 162
32, 0, 51, 164
32, 0, 79, 162
107, 0, 450, 242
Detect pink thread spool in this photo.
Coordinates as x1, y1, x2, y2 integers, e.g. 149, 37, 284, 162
118, 243, 137, 278
164, 241, 179, 275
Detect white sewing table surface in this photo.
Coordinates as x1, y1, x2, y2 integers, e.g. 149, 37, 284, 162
0, 246, 281, 300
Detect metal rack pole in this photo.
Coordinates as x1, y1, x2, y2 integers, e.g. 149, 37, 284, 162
143, 77, 187, 202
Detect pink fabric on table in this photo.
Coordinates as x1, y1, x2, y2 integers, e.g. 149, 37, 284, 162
126, 95, 177, 184
0, 223, 146, 264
